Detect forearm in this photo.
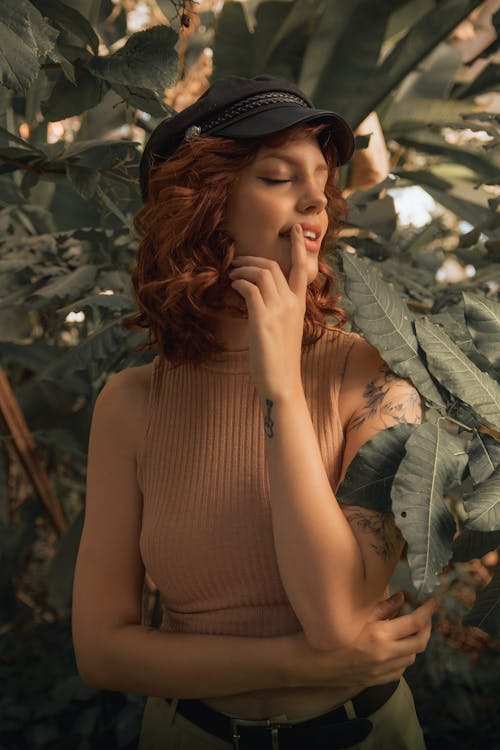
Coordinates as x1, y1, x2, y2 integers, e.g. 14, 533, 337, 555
261, 390, 390, 649
78, 624, 299, 698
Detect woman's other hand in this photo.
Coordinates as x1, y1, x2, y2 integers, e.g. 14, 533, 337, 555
288, 592, 437, 692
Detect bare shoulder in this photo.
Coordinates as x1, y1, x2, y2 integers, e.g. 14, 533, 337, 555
98, 360, 155, 454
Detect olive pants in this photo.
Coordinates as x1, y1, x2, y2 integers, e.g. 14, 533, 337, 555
138, 677, 426, 749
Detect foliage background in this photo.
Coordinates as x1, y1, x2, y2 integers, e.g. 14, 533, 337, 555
0, 0, 499, 748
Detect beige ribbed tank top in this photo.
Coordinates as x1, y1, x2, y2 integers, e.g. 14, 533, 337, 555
137, 327, 360, 637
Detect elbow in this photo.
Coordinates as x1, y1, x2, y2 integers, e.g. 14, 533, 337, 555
303, 619, 358, 653
72, 640, 103, 690
74, 652, 101, 690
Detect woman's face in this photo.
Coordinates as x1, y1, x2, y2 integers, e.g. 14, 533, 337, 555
224, 134, 329, 284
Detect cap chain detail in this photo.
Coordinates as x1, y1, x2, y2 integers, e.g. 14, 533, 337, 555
183, 92, 309, 142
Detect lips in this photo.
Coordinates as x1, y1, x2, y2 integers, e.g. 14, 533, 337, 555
280, 232, 321, 254
279, 222, 323, 241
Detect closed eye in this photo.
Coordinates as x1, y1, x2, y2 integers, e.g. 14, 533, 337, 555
260, 178, 290, 184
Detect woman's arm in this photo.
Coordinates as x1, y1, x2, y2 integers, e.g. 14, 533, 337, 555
261, 338, 422, 650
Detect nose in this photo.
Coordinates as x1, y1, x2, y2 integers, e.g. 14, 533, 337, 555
297, 179, 328, 214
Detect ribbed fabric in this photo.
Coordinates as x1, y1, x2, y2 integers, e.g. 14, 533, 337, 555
137, 327, 361, 637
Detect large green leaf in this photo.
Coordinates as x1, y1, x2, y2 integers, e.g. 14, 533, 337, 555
262, 0, 324, 74
392, 132, 500, 182
298, 0, 361, 95
337, 423, 415, 511
339, 250, 445, 407
421, 184, 493, 228
463, 293, 500, 372
391, 421, 468, 596
463, 465, 500, 532
255, 2, 308, 80
87, 25, 178, 92
463, 567, 500, 638
313, 0, 401, 124
415, 317, 500, 432
468, 431, 500, 485
41, 67, 109, 120
452, 530, 500, 562
0, 0, 58, 93
212, 1, 253, 79
312, 0, 482, 127
33, 0, 100, 56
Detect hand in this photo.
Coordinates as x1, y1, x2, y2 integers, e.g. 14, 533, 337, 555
228, 224, 309, 400
288, 592, 437, 691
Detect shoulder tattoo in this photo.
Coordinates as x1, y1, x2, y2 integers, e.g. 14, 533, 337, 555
349, 363, 421, 431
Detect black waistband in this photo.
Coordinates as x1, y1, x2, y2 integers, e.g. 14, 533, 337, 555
165, 680, 399, 749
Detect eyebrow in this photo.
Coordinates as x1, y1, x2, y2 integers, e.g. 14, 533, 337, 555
258, 152, 329, 173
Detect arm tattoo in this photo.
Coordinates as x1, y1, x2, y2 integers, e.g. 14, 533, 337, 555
264, 398, 274, 437
344, 509, 403, 561
350, 363, 421, 430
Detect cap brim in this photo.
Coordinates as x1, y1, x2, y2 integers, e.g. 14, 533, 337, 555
213, 106, 355, 165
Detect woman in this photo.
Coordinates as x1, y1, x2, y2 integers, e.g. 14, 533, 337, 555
72, 75, 436, 750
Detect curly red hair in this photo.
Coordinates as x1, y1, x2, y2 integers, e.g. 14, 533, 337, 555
121, 121, 348, 366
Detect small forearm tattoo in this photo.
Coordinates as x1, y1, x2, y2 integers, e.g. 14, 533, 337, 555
263, 398, 274, 438
350, 363, 421, 430
344, 509, 403, 560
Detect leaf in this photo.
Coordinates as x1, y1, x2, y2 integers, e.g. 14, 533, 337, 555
339, 250, 445, 407
415, 317, 500, 432
421, 184, 493, 228
64, 139, 138, 169
337, 423, 415, 511
33, 0, 100, 55
37, 320, 128, 379
55, 293, 134, 318
298, 0, 360, 95
31, 264, 97, 304
463, 465, 500, 532
44, 40, 76, 85
391, 421, 468, 596
110, 82, 170, 117
0, 0, 58, 93
463, 566, 500, 638
468, 431, 500, 485
262, 0, 322, 72
429, 307, 494, 375
452, 530, 500, 562
463, 293, 500, 372
391, 131, 500, 182
311, 0, 483, 127
212, 1, 254, 79
41, 67, 109, 120
87, 25, 178, 92
66, 164, 100, 199
347, 195, 397, 241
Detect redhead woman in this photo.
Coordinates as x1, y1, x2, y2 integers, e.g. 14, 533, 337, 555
72, 75, 436, 750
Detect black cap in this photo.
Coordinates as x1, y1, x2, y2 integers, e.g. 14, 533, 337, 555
139, 75, 355, 202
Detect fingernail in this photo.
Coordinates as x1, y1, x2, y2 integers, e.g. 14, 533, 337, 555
389, 591, 403, 601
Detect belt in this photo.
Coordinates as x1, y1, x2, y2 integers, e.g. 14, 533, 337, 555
166, 680, 399, 750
